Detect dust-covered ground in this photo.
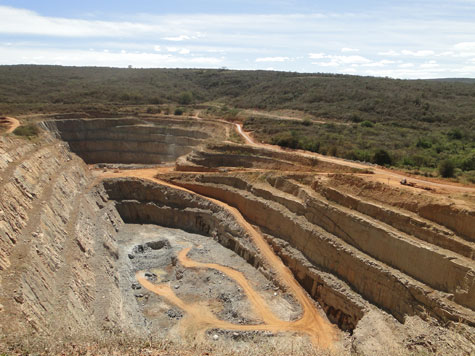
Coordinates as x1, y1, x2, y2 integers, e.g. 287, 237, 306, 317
116, 224, 315, 350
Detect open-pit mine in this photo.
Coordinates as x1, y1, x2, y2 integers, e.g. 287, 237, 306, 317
0, 115, 474, 356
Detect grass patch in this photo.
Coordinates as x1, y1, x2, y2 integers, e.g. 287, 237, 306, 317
13, 124, 39, 138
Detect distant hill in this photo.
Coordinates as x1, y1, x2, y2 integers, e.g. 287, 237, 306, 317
0, 65, 473, 180
0, 65, 474, 128
429, 78, 475, 84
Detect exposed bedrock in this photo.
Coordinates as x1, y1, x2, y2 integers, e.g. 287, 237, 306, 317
323, 174, 475, 243
0, 135, 124, 337
103, 178, 368, 331
311, 180, 474, 259
42, 117, 227, 164
164, 173, 475, 326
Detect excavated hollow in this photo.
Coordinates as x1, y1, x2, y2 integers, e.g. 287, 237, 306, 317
1, 116, 475, 355
42, 117, 227, 164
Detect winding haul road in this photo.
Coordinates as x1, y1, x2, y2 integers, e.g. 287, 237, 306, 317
100, 169, 336, 348
97, 114, 473, 349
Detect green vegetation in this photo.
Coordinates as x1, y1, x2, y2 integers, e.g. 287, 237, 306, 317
203, 105, 241, 120
439, 159, 455, 178
372, 149, 392, 166
243, 115, 474, 179
178, 91, 193, 105
13, 124, 39, 138
0, 65, 474, 179
174, 108, 184, 115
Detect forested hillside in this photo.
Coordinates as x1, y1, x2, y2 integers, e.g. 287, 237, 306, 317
0, 65, 474, 180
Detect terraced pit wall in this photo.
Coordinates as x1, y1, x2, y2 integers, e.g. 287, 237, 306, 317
165, 173, 475, 327
103, 178, 263, 270
176, 143, 361, 173
43, 117, 227, 165
102, 177, 367, 331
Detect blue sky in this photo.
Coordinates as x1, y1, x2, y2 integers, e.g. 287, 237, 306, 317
1, 0, 475, 78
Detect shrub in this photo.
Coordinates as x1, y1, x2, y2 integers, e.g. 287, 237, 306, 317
349, 113, 362, 123
13, 124, 39, 137
146, 106, 161, 114
174, 108, 184, 115
302, 118, 312, 126
439, 159, 455, 178
178, 91, 193, 105
460, 153, 475, 171
345, 149, 371, 162
372, 149, 392, 165
328, 145, 338, 156
447, 128, 462, 140
271, 132, 299, 149
416, 138, 432, 149
301, 139, 320, 153
361, 120, 374, 128
464, 170, 475, 183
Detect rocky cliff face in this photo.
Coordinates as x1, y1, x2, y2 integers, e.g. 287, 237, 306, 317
0, 134, 125, 338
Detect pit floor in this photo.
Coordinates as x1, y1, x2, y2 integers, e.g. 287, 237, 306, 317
116, 224, 308, 348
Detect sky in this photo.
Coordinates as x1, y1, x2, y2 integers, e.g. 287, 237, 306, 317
1, 0, 475, 79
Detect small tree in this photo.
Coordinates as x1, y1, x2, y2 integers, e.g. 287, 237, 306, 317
361, 120, 374, 128
438, 159, 455, 178
179, 92, 193, 105
372, 149, 392, 166
174, 108, 184, 116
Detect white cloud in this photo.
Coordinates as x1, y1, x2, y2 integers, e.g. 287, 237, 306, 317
378, 50, 435, 57
361, 59, 395, 67
420, 60, 439, 68
255, 56, 290, 62
166, 47, 190, 55
399, 63, 414, 68
401, 50, 435, 57
378, 50, 400, 56
0, 5, 165, 38
154, 45, 161, 52
436, 51, 454, 56
0, 46, 221, 67
309, 53, 370, 65
313, 61, 339, 67
331, 55, 371, 64
341, 47, 359, 52
453, 42, 475, 57
309, 53, 326, 59
162, 35, 191, 41
454, 42, 475, 51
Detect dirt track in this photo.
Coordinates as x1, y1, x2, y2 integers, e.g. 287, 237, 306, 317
1, 117, 20, 134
